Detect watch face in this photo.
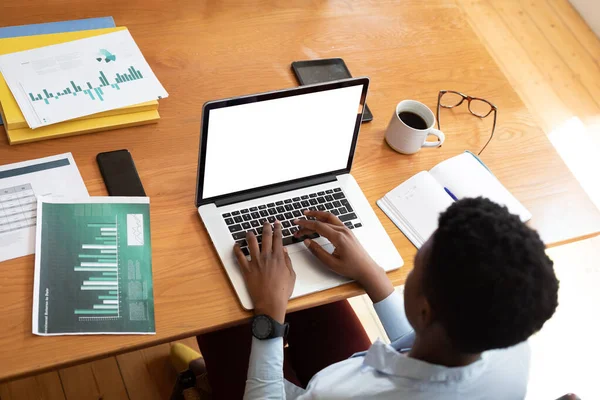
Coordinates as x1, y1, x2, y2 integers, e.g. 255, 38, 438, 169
253, 315, 272, 339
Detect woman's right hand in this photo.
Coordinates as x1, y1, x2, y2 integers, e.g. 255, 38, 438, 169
294, 211, 393, 302
294, 210, 379, 281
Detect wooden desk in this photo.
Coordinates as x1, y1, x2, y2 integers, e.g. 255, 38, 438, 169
1, 0, 599, 382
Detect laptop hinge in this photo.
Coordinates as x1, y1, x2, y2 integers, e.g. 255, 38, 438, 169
214, 175, 337, 207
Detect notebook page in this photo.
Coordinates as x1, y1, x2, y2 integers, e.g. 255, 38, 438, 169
383, 171, 454, 243
429, 153, 532, 222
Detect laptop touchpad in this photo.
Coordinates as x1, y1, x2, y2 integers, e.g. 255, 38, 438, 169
286, 238, 334, 255
289, 244, 349, 290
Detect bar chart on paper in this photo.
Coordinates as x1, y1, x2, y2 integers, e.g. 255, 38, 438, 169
74, 221, 121, 318
0, 29, 168, 128
33, 198, 154, 335
28, 65, 146, 104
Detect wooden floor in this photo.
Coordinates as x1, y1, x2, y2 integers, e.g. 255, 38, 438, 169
459, 0, 600, 210
0, 335, 202, 400
2, 0, 600, 398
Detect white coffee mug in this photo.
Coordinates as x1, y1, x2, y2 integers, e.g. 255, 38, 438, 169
385, 100, 445, 154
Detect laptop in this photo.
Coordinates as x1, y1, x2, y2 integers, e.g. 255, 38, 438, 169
196, 78, 404, 309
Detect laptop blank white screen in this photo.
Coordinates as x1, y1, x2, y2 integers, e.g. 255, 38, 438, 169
202, 84, 364, 199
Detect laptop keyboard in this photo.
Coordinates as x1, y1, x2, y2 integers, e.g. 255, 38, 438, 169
222, 188, 362, 256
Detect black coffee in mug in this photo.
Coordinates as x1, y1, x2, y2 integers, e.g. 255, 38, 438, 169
398, 111, 428, 130
386, 100, 445, 154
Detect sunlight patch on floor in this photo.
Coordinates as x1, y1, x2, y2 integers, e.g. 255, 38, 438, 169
548, 116, 600, 211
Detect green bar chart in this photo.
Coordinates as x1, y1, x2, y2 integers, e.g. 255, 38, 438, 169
73, 222, 120, 317
28, 65, 145, 105
35, 201, 154, 334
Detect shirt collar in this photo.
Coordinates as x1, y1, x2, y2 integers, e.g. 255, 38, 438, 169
362, 339, 487, 382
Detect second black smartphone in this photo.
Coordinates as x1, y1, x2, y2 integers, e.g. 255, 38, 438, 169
96, 149, 146, 196
291, 58, 373, 122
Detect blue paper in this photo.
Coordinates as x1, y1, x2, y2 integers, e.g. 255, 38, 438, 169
0, 17, 115, 39
0, 17, 115, 126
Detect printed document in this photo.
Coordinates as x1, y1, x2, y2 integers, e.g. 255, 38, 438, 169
33, 196, 155, 335
0, 153, 88, 262
0, 30, 168, 128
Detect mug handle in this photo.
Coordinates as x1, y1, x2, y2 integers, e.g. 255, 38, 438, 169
421, 128, 445, 148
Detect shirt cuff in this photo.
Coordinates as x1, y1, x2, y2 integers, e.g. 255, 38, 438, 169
373, 290, 414, 343
247, 336, 284, 381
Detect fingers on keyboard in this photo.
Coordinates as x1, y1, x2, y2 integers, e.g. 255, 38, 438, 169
227, 188, 362, 244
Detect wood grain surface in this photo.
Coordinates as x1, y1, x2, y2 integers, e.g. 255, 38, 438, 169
1, 0, 599, 382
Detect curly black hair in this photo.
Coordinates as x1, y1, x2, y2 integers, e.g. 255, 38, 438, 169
423, 197, 559, 354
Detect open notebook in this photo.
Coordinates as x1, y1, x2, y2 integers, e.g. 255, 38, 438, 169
377, 151, 531, 248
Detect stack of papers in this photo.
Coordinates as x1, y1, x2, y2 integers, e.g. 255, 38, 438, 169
0, 17, 116, 126
0, 25, 167, 144
0, 153, 155, 336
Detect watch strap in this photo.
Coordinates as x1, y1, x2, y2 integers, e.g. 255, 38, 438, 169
269, 319, 289, 339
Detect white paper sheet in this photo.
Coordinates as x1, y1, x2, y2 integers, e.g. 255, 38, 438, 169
0, 29, 168, 128
0, 153, 88, 262
429, 152, 532, 222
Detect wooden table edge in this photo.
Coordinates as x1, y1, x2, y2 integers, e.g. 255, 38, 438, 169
4, 229, 599, 383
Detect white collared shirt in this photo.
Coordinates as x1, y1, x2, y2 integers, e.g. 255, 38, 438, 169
244, 291, 531, 399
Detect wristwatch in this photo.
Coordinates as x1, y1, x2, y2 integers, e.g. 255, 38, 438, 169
251, 314, 289, 340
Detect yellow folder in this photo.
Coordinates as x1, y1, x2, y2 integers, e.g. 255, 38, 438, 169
6, 101, 158, 130
2, 109, 160, 145
0, 27, 160, 142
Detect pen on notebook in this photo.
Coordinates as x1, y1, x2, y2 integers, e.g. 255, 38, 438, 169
444, 187, 458, 201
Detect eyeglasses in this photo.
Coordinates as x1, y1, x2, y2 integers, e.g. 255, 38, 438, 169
436, 90, 498, 155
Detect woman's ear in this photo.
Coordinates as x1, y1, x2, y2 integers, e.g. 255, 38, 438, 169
417, 296, 434, 330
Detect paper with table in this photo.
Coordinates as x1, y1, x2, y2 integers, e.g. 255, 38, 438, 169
377, 151, 532, 248
0, 29, 168, 129
0, 153, 88, 262
33, 196, 155, 335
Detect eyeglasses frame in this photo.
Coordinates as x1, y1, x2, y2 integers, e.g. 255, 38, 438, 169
436, 90, 498, 155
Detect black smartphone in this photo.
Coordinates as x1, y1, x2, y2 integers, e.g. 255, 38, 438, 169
96, 149, 146, 196
291, 58, 373, 122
